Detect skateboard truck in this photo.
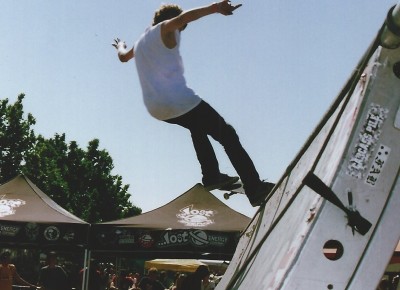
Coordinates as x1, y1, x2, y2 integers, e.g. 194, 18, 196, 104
224, 191, 236, 200
221, 183, 242, 200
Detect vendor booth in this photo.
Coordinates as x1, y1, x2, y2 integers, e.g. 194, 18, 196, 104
0, 175, 89, 249
90, 184, 251, 260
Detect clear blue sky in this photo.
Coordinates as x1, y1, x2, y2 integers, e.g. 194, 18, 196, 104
1, 1, 396, 217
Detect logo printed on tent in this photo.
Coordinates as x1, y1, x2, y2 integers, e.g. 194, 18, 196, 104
25, 223, 40, 241
176, 205, 216, 227
44, 226, 61, 241
0, 195, 26, 217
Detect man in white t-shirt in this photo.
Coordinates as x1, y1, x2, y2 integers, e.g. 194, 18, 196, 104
113, 1, 273, 206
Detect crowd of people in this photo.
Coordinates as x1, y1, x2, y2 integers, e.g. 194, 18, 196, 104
83, 264, 220, 290
1, 250, 221, 290
3, 249, 400, 290
377, 275, 400, 290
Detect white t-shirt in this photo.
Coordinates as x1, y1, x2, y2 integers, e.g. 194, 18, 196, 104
134, 23, 202, 120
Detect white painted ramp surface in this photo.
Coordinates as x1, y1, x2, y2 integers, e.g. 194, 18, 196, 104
217, 46, 400, 289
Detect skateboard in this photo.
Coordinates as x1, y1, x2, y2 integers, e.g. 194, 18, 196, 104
220, 180, 276, 202
220, 180, 245, 200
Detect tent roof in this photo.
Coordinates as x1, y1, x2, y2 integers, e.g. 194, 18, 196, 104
144, 259, 206, 273
101, 184, 250, 231
0, 175, 88, 224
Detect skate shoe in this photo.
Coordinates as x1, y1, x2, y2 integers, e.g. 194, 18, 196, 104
246, 181, 275, 207
203, 174, 239, 191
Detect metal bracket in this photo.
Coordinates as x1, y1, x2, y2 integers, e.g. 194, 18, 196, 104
302, 172, 372, 236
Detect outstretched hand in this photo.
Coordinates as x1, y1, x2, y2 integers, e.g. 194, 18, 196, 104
112, 38, 134, 62
217, 0, 242, 15
112, 38, 126, 50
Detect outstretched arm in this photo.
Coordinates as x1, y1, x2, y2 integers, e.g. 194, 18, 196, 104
163, 0, 242, 33
112, 38, 134, 63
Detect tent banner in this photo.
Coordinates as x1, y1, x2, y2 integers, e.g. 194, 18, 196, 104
90, 225, 240, 256
0, 221, 89, 247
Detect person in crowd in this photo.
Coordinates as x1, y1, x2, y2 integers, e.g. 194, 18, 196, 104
181, 265, 210, 290
116, 269, 134, 290
0, 250, 36, 290
392, 275, 399, 290
79, 259, 103, 290
138, 267, 166, 290
377, 278, 389, 290
38, 251, 69, 290
159, 270, 173, 289
170, 273, 186, 290
105, 265, 118, 289
202, 272, 216, 290
131, 272, 141, 288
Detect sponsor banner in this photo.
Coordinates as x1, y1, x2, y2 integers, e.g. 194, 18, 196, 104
94, 226, 236, 254
0, 222, 88, 246
0, 223, 21, 237
157, 229, 228, 248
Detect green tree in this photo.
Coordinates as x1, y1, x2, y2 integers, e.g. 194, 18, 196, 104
1, 95, 141, 222
23, 134, 70, 207
24, 134, 142, 223
0, 94, 36, 182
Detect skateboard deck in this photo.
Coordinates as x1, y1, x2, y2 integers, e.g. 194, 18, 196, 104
220, 180, 245, 200
220, 180, 276, 202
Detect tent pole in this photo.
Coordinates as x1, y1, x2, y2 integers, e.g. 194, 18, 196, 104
81, 249, 91, 290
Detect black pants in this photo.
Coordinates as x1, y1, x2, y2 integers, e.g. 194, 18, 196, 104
165, 101, 260, 188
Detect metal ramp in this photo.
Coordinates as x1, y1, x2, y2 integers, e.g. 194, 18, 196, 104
216, 3, 400, 290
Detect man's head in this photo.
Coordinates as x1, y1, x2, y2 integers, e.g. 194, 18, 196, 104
148, 267, 159, 281
47, 251, 58, 266
0, 251, 11, 264
152, 4, 183, 26
195, 265, 210, 279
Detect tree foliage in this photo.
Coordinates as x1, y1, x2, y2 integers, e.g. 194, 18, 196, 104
0, 94, 36, 181
0, 94, 141, 222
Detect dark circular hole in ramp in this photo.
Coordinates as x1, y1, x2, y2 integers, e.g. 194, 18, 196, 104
323, 240, 344, 261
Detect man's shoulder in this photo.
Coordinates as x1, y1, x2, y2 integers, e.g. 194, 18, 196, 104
137, 24, 161, 45
138, 276, 151, 284
0, 263, 16, 269
4, 264, 17, 273
154, 280, 166, 290
40, 265, 65, 272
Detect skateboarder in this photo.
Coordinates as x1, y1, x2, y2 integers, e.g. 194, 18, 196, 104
113, 1, 273, 206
